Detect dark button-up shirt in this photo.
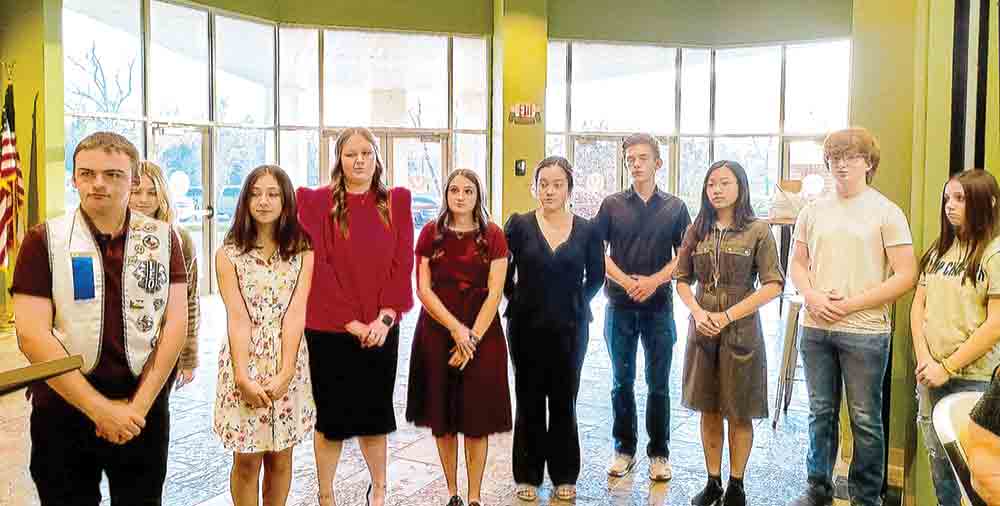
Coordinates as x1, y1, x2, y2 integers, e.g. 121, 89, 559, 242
594, 186, 691, 311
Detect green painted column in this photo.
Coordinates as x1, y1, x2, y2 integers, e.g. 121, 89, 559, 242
0, 0, 64, 220
988, 0, 999, 173
493, 0, 547, 222
850, 0, 922, 503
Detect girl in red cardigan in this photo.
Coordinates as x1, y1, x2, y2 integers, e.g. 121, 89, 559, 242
296, 127, 414, 506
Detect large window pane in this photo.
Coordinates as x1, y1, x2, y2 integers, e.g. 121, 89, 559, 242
151, 126, 207, 290
785, 40, 851, 135
680, 49, 710, 134
571, 138, 619, 219
279, 129, 320, 189
215, 127, 276, 246
453, 37, 488, 131
324, 31, 448, 129
279, 28, 320, 127
572, 43, 675, 134
454, 133, 488, 188
63, 0, 143, 116
64, 116, 145, 211
546, 134, 567, 159
715, 47, 781, 134
788, 139, 834, 199
714, 137, 780, 217
677, 137, 711, 216
391, 137, 444, 231
216, 16, 275, 126
546, 41, 568, 132
150, 1, 209, 121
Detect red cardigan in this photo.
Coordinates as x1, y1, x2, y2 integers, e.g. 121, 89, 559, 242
296, 185, 414, 332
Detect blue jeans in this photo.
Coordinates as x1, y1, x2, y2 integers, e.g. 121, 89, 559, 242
917, 378, 988, 506
799, 327, 890, 506
603, 305, 676, 458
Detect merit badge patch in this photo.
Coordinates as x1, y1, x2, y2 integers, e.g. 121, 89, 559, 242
137, 314, 155, 332
133, 260, 168, 294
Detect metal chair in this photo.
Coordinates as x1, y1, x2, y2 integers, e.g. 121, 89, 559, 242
932, 391, 988, 506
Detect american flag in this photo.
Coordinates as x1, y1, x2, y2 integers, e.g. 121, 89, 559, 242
0, 119, 25, 267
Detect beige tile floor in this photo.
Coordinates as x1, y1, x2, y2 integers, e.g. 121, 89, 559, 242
0, 294, 814, 506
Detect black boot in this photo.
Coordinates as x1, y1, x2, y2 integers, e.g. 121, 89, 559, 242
691, 475, 724, 506
722, 477, 746, 506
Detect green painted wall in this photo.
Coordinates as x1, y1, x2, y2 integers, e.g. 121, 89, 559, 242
0, 0, 63, 221
280, 0, 492, 35
181, 0, 278, 21
987, 0, 999, 174
850, 0, 922, 502
494, 0, 547, 222
188, 0, 492, 35
548, 0, 852, 45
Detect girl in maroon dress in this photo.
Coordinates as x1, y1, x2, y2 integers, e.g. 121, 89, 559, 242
406, 169, 512, 506
296, 127, 414, 506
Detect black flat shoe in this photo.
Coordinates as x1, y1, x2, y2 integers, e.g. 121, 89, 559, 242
692, 476, 724, 506
446, 495, 464, 506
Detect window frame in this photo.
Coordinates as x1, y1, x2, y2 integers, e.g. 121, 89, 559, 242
63, 0, 492, 294
545, 37, 852, 215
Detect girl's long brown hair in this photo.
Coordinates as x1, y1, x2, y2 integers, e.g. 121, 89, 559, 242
225, 165, 311, 260
919, 169, 1000, 286
328, 128, 391, 237
429, 169, 491, 262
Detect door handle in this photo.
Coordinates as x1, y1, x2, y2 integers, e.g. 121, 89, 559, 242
194, 206, 215, 220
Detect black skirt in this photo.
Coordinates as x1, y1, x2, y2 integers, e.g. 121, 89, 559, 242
306, 326, 399, 440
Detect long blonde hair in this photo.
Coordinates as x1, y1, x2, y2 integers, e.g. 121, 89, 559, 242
135, 160, 175, 223
328, 127, 391, 237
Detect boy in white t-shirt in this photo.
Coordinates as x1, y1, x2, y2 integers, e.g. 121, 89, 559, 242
788, 127, 917, 506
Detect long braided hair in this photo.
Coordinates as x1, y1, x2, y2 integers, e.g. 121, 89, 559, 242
429, 169, 491, 263
328, 127, 391, 237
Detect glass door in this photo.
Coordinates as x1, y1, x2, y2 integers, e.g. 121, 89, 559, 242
571, 136, 622, 219
150, 124, 211, 293
387, 135, 447, 233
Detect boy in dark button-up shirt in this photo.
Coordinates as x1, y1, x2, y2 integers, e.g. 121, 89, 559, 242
593, 133, 691, 481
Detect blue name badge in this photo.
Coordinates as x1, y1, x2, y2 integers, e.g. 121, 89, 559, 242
71, 254, 96, 301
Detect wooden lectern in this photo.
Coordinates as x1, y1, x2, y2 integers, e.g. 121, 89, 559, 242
0, 355, 83, 397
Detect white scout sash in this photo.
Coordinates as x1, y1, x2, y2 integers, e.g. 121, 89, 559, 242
47, 210, 173, 377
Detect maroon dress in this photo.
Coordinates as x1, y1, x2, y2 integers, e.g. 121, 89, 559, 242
406, 221, 513, 437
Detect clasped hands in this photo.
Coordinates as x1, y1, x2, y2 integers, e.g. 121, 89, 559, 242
692, 308, 732, 337
93, 398, 146, 446
804, 289, 856, 324
915, 357, 952, 388
345, 309, 396, 349
624, 274, 663, 303
236, 368, 294, 411
448, 324, 478, 371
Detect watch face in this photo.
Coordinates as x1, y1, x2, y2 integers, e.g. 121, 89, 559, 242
382, 314, 393, 326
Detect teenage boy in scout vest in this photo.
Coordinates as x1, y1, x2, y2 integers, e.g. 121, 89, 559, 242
12, 131, 188, 505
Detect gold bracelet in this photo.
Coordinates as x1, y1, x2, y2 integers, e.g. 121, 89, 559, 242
940, 358, 957, 376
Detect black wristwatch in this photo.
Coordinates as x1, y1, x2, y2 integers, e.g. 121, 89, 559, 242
381, 314, 394, 327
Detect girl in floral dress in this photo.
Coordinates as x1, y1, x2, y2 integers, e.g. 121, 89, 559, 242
213, 164, 315, 506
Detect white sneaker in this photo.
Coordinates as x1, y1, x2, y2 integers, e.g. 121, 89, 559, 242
648, 456, 672, 481
607, 452, 635, 477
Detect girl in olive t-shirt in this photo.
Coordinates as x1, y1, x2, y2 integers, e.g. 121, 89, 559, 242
912, 169, 1000, 506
